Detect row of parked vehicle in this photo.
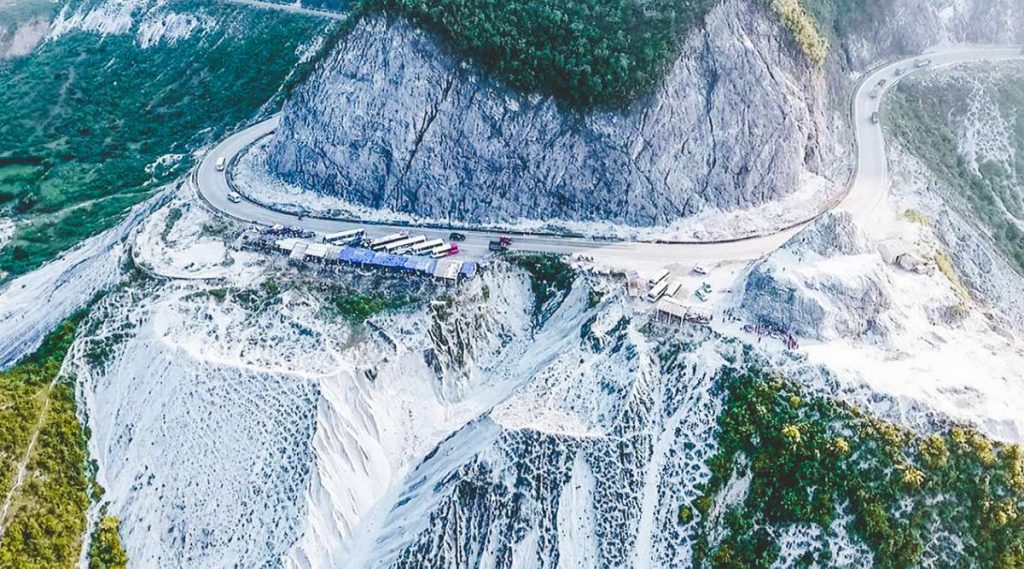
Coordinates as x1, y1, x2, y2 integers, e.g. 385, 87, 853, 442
868, 58, 932, 124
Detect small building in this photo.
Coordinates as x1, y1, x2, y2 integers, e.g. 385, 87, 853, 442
433, 259, 462, 282
654, 297, 689, 326
878, 239, 911, 265
896, 252, 928, 273
305, 243, 330, 261
288, 241, 310, 264
459, 261, 478, 280
878, 239, 931, 274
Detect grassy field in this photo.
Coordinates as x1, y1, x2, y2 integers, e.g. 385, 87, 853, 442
0, 0, 334, 280
887, 63, 1024, 274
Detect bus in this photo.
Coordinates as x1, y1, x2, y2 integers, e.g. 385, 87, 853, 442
649, 269, 670, 286
411, 238, 445, 255
385, 235, 428, 254
431, 244, 459, 258
646, 280, 670, 302
664, 279, 683, 299
369, 232, 409, 250
323, 228, 365, 244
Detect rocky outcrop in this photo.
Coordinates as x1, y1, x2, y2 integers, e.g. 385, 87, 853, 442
0, 15, 50, 59
266, 0, 1022, 228
738, 212, 894, 341
837, 0, 1024, 68
268, 0, 842, 226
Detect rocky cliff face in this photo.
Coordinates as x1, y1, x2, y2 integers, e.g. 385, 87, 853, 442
738, 212, 895, 341
267, 0, 841, 226
836, 0, 1024, 68
265, 0, 1022, 228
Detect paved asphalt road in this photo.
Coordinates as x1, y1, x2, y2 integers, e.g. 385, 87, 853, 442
195, 45, 1023, 263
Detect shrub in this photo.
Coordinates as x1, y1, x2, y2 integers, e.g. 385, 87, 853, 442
0, 314, 94, 568
88, 511, 128, 569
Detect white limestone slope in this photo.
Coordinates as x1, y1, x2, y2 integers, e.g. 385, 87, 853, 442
0, 189, 168, 368
49, 0, 217, 47
73, 283, 326, 567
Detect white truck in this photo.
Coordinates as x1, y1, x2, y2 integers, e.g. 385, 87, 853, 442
649, 269, 670, 286
411, 238, 445, 255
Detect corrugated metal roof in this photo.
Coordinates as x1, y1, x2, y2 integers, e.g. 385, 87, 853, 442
433, 260, 462, 280
288, 241, 309, 261
655, 297, 688, 318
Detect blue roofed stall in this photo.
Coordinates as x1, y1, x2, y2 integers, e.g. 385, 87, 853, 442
459, 261, 478, 280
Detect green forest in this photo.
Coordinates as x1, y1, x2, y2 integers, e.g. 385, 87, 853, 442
362, 0, 841, 107
365, 0, 717, 107
0, 315, 104, 568
0, 0, 333, 280
688, 367, 1024, 568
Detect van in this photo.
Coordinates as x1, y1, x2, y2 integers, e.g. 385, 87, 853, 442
228, 192, 242, 203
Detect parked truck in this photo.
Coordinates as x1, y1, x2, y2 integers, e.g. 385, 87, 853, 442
488, 236, 512, 252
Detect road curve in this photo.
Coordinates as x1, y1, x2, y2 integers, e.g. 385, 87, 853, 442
195, 45, 1023, 263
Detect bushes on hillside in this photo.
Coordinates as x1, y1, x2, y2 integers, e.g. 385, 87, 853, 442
88, 510, 128, 569
689, 367, 1024, 567
0, 314, 92, 568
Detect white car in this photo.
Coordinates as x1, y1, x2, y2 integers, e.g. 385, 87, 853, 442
694, 282, 712, 302
693, 264, 708, 275
915, 59, 931, 69
227, 191, 242, 203
216, 156, 227, 171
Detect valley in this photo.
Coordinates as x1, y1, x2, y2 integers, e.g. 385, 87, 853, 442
0, 0, 1023, 567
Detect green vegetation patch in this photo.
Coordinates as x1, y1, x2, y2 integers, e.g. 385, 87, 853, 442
0, 314, 97, 568
509, 253, 576, 318
0, 1, 333, 279
765, 0, 827, 63
690, 367, 1024, 568
799, 0, 885, 43
887, 63, 1024, 274
364, 0, 716, 108
87, 508, 128, 569
322, 288, 419, 323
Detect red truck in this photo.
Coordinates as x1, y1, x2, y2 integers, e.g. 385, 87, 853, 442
489, 236, 512, 252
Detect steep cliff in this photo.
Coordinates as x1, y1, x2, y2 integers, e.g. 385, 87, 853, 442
265, 0, 1023, 228
827, 0, 1024, 68
267, 0, 841, 227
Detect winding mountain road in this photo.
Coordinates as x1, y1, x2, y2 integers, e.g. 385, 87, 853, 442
195, 45, 1023, 263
